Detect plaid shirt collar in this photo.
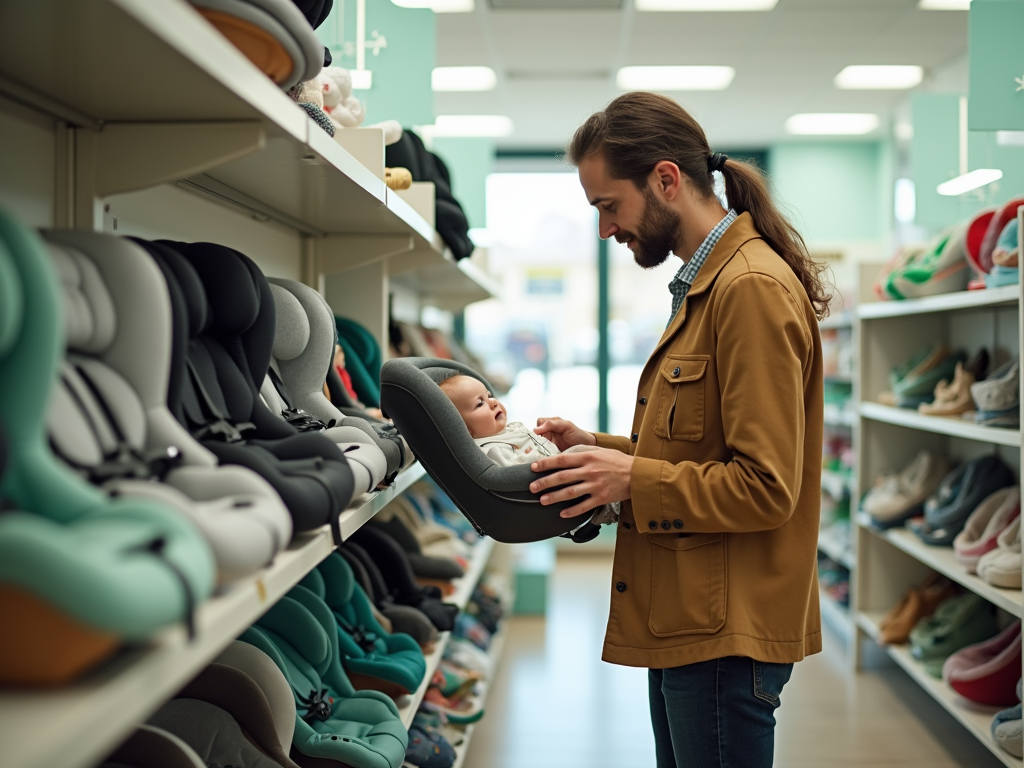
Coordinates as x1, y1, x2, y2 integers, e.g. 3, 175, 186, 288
668, 209, 737, 325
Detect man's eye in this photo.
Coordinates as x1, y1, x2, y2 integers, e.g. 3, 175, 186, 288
603, 204, 615, 212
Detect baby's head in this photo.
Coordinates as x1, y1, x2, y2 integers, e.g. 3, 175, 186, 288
438, 374, 507, 438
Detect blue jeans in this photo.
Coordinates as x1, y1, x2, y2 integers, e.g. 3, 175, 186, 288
649, 656, 793, 768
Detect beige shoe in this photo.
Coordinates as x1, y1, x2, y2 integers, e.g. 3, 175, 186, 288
920, 362, 977, 416
978, 517, 1022, 589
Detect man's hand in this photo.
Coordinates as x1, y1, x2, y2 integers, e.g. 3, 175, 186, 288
530, 449, 633, 519
534, 417, 596, 452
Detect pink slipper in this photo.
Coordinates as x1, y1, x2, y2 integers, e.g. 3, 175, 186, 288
954, 487, 1020, 573
943, 621, 1022, 706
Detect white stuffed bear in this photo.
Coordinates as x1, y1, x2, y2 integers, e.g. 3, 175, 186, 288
320, 66, 404, 145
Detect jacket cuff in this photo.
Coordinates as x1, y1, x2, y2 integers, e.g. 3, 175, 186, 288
630, 457, 674, 533
593, 432, 631, 453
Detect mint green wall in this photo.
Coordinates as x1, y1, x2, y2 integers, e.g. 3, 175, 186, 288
969, 0, 1024, 131
316, 0, 434, 127
913, 92, 1024, 231
767, 142, 889, 242
431, 138, 495, 230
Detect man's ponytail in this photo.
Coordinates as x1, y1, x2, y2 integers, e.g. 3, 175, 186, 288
569, 92, 833, 320
719, 158, 832, 320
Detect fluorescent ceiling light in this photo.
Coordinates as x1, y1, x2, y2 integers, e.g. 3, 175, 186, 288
637, 0, 777, 9
616, 66, 735, 91
785, 113, 880, 135
432, 115, 514, 137
894, 178, 916, 224
918, 0, 970, 9
391, 0, 473, 11
997, 131, 1024, 147
835, 65, 923, 90
936, 169, 1003, 196
432, 67, 497, 92
350, 70, 372, 90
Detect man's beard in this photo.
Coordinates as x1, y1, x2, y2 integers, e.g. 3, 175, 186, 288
618, 187, 682, 269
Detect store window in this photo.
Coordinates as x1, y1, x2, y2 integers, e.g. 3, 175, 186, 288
464, 172, 678, 436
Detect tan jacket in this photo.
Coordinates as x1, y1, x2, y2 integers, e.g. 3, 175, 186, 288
595, 213, 823, 669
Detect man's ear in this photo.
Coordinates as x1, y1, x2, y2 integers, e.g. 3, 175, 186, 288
651, 160, 683, 200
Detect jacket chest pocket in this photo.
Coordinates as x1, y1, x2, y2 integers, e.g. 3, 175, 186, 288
653, 355, 708, 441
648, 532, 727, 636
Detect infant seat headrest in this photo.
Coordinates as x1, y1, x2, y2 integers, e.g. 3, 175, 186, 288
176, 242, 262, 337
154, 242, 209, 340
48, 242, 116, 354
268, 284, 309, 361
380, 357, 594, 543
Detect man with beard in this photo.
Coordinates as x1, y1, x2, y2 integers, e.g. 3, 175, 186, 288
528, 92, 831, 768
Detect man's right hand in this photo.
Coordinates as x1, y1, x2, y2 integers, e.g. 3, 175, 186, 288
534, 417, 597, 452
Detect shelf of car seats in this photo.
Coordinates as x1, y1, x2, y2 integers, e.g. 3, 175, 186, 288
856, 611, 1021, 768
397, 537, 497, 728
0, 0, 447, 257
860, 402, 1022, 447
857, 285, 1020, 319
856, 513, 1024, 619
0, 460, 426, 768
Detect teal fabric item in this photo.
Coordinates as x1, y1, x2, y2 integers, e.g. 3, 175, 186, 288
0, 209, 215, 635
241, 586, 408, 768
892, 349, 966, 401
986, 266, 1020, 288
336, 316, 382, 407
308, 554, 426, 694
910, 593, 999, 678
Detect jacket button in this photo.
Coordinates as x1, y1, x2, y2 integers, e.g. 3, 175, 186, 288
648, 521, 658, 530
672, 367, 681, 377
673, 519, 684, 529
631, 433, 638, 443
616, 581, 627, 593
661, 520, 671, 530
639, 397, 647, 405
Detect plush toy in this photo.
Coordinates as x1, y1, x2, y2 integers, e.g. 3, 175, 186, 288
321, 66, 366, 128
288, 77, 335, 137
385, 167, 413, 191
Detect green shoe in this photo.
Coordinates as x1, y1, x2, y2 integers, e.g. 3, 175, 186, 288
910, 593, 999, 677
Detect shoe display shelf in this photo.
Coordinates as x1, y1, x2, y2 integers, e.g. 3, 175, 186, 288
818, 523, 855, 570
0, 461, 431, 768
852, 272, 1023, 766
397, 536, 497, 728
819, 587, 854, 641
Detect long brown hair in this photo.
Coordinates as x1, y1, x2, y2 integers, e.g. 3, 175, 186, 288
568, 92, 832, 319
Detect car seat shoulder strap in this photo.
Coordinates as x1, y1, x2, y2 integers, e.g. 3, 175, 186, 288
185, 358, 254, 443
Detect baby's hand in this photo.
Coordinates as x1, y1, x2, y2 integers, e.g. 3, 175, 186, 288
535, 417, 596, 452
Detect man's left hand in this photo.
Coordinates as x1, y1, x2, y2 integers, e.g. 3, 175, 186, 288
530, 449, 633, 519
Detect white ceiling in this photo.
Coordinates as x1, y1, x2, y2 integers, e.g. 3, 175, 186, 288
435, 0, 969, 149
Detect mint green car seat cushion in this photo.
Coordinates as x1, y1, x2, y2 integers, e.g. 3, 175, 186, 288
240, 588, 407, 768
305, 555, 426, 694
0, 208, 214, 640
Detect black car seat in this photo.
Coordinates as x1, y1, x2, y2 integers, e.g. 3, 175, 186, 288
153, 241, 355, 545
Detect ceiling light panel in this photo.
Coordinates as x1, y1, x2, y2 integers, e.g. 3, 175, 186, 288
490, 0, 621, 7
616, 66, 735, 91
918, 0, 971, 9
391, 0, 474, 12
432, 115, 515, 137
937, 169, 1002, 196
432, 66, 497, 91
637, 0, 777, 10
835, 65, 923, 90
785, 113, 880, 135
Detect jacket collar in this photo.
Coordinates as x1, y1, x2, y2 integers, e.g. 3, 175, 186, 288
654, 212, 763, 350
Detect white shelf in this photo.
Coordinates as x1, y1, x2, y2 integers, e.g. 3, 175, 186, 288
819, 588, 853, 641
818, 526, 855, 570
396, 537, 496, 728
859, 515, 1024, 618
858, 286, 1019, 319
856, 612, 1020, 768
390, 256, 501, 312
860, 402, 1022, 447
0, 461, 426, 768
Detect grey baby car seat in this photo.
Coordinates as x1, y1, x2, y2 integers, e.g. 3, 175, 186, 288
379, 358, 601, 543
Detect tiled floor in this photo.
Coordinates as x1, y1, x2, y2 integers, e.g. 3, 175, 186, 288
464, 553, 1004, 768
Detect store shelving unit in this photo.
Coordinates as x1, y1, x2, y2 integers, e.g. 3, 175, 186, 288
0, 2, 502, 767
852, 244, 1024, 766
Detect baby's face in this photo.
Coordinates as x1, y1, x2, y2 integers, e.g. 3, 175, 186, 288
443, 375, 507, 438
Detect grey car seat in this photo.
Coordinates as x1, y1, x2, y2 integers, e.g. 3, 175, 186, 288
42, 231, 293, 583
265, 278, 412, 481
380, 357, 601, 543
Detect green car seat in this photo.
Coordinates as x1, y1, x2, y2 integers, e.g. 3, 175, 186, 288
335, 316, 382, 408
240, 585, 408, 768
304, 553, 426, 698
0, 209, 215, 685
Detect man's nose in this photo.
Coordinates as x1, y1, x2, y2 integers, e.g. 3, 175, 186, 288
599, 215, 619, 240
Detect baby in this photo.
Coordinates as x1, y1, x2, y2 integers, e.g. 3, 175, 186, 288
438, 374, 617, 526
